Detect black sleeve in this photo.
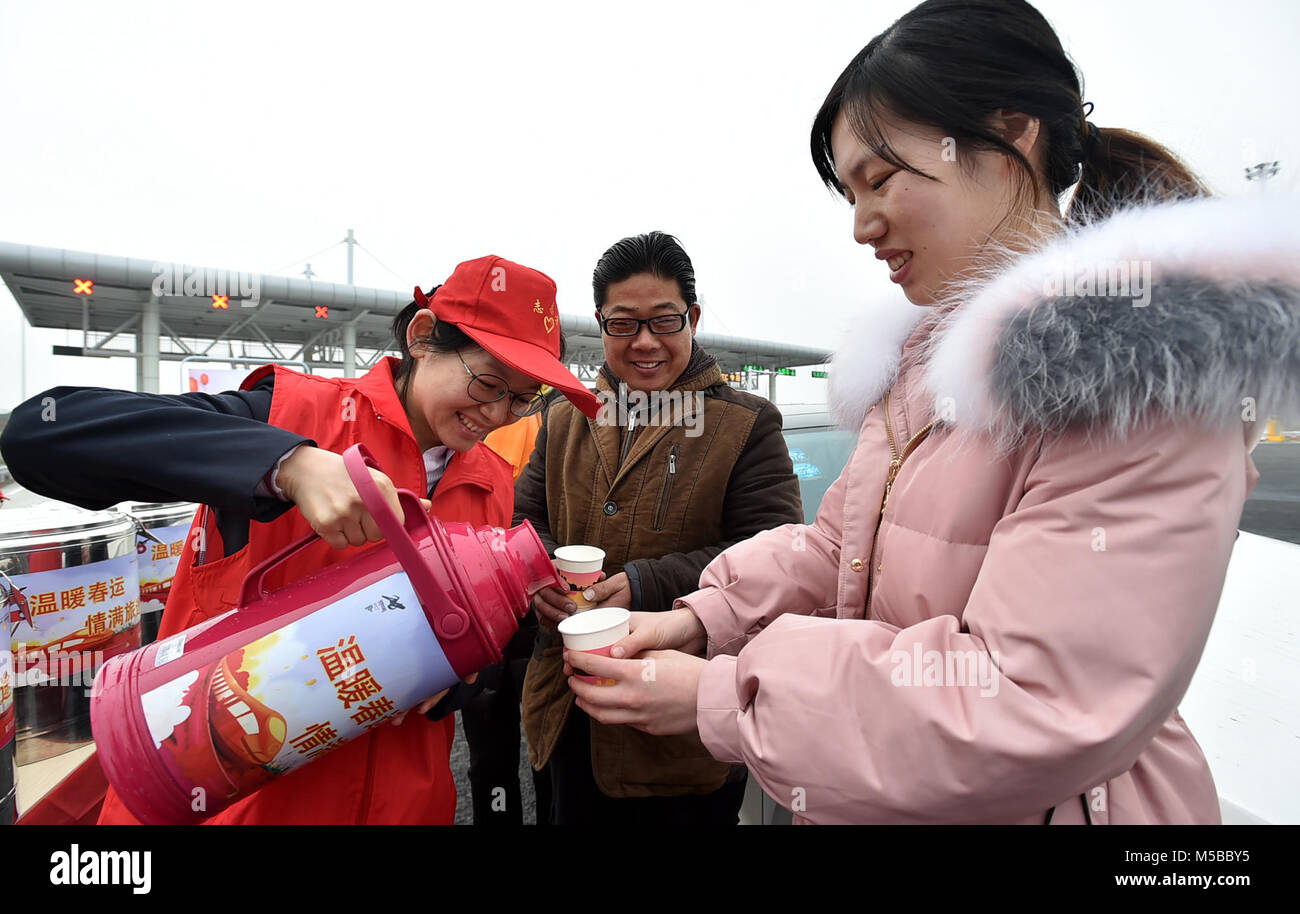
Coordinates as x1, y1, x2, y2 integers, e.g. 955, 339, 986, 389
0, 376, 312, 522
511, 409, 559, 555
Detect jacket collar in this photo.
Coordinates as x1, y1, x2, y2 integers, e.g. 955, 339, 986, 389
355, 357, 412, 431
830, 195, 1300, 447
596, 340, 722, 394
586, 343, 721, 488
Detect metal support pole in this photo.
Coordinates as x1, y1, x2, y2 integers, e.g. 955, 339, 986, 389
768, 371, 777, 403
345, 229, 355, 285
140, 294, 161, 393
343, 321, 357, 378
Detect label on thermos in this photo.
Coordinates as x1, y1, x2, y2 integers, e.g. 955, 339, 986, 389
138, 571, 457, 795
153, 632, 187, 668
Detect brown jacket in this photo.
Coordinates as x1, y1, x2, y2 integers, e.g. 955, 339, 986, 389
516, 346, 803, 797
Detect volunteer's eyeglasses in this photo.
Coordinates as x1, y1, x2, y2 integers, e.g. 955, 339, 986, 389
457, 350, 546, 417
598, 311, 690, 337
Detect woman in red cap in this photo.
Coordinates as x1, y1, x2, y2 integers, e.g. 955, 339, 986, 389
2, 255, 598, 824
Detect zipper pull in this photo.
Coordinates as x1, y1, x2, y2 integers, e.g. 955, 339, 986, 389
881, 457, 902, 514
668, 452, 677, 475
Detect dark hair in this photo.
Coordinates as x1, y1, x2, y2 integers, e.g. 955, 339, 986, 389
810, 0, 1208, 227
390, 286, 473, 400
389, 286, 568, 401
593, 231, 698, 310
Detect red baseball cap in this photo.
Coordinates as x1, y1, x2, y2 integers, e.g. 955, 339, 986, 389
414, 255, 599, 419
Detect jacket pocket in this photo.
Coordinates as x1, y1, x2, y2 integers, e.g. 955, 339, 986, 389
520, 639, 574, 770
652, 444, 679, 531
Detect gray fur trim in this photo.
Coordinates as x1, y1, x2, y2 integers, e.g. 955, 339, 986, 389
990, 278, 1300, 439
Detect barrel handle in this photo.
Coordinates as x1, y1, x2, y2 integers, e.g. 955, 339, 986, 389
341, 444, 475, 643
1, 567, 33, 629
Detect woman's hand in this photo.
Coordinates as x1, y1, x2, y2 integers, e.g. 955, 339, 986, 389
277, 446, 430, 550
564, 649, 706, 737
609, 608, 707, 658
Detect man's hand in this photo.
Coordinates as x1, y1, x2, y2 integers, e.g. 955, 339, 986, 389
532, 585, 577, 626
532, 569, 629, 625
582, 572, 632, 610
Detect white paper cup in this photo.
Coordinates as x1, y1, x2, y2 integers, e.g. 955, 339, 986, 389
553, 545, 605, 609
558, 606, 630, 685
553, 545, 605, 575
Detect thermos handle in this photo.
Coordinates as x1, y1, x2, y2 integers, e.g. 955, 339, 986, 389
341, 444, 478, 644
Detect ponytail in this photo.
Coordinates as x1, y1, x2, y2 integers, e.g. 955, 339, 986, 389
1066, 126, 1211, 226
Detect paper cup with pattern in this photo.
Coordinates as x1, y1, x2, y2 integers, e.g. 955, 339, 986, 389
558, 606, 630, 686
553, 545, 605, 610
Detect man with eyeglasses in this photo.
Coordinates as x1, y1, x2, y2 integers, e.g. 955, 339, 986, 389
514, 231, 803, 824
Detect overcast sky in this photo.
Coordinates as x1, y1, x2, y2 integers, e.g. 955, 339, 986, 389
2, 0, 1297, 409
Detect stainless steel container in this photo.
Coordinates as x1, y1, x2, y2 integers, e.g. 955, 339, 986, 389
0, 503, 140, 764
115, 501, 197, 645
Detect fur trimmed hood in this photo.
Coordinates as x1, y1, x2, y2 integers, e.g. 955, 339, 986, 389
829, 195, 1300, 443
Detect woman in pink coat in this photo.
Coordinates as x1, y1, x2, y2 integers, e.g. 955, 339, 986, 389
563, 0, 1300, 824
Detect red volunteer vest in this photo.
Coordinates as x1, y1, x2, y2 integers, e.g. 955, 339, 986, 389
99, 357, 513, 824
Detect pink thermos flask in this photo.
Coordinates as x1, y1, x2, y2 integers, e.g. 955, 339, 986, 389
90, 444, 562, 824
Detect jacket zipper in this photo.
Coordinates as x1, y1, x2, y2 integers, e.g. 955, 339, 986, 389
606, 405, 641, 508
866, 390, 935, 619
653, 445, 679, 530
618, 406, 640, 469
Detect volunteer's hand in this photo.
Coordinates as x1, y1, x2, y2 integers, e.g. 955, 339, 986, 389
389, 672, 478, 726
564, 649, 706, 737
277, 446, 431, 551
582, 572, 632, 610
609, 608, 707, 659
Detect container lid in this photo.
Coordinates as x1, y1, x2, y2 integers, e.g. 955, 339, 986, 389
0, 502, 136, 552
114, 501, 198, 527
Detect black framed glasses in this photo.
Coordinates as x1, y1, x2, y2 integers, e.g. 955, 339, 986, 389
599, 312, 689, 337
457, 350, 545, 417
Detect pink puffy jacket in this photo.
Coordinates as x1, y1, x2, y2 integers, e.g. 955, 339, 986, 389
680, 197, 1299, 824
